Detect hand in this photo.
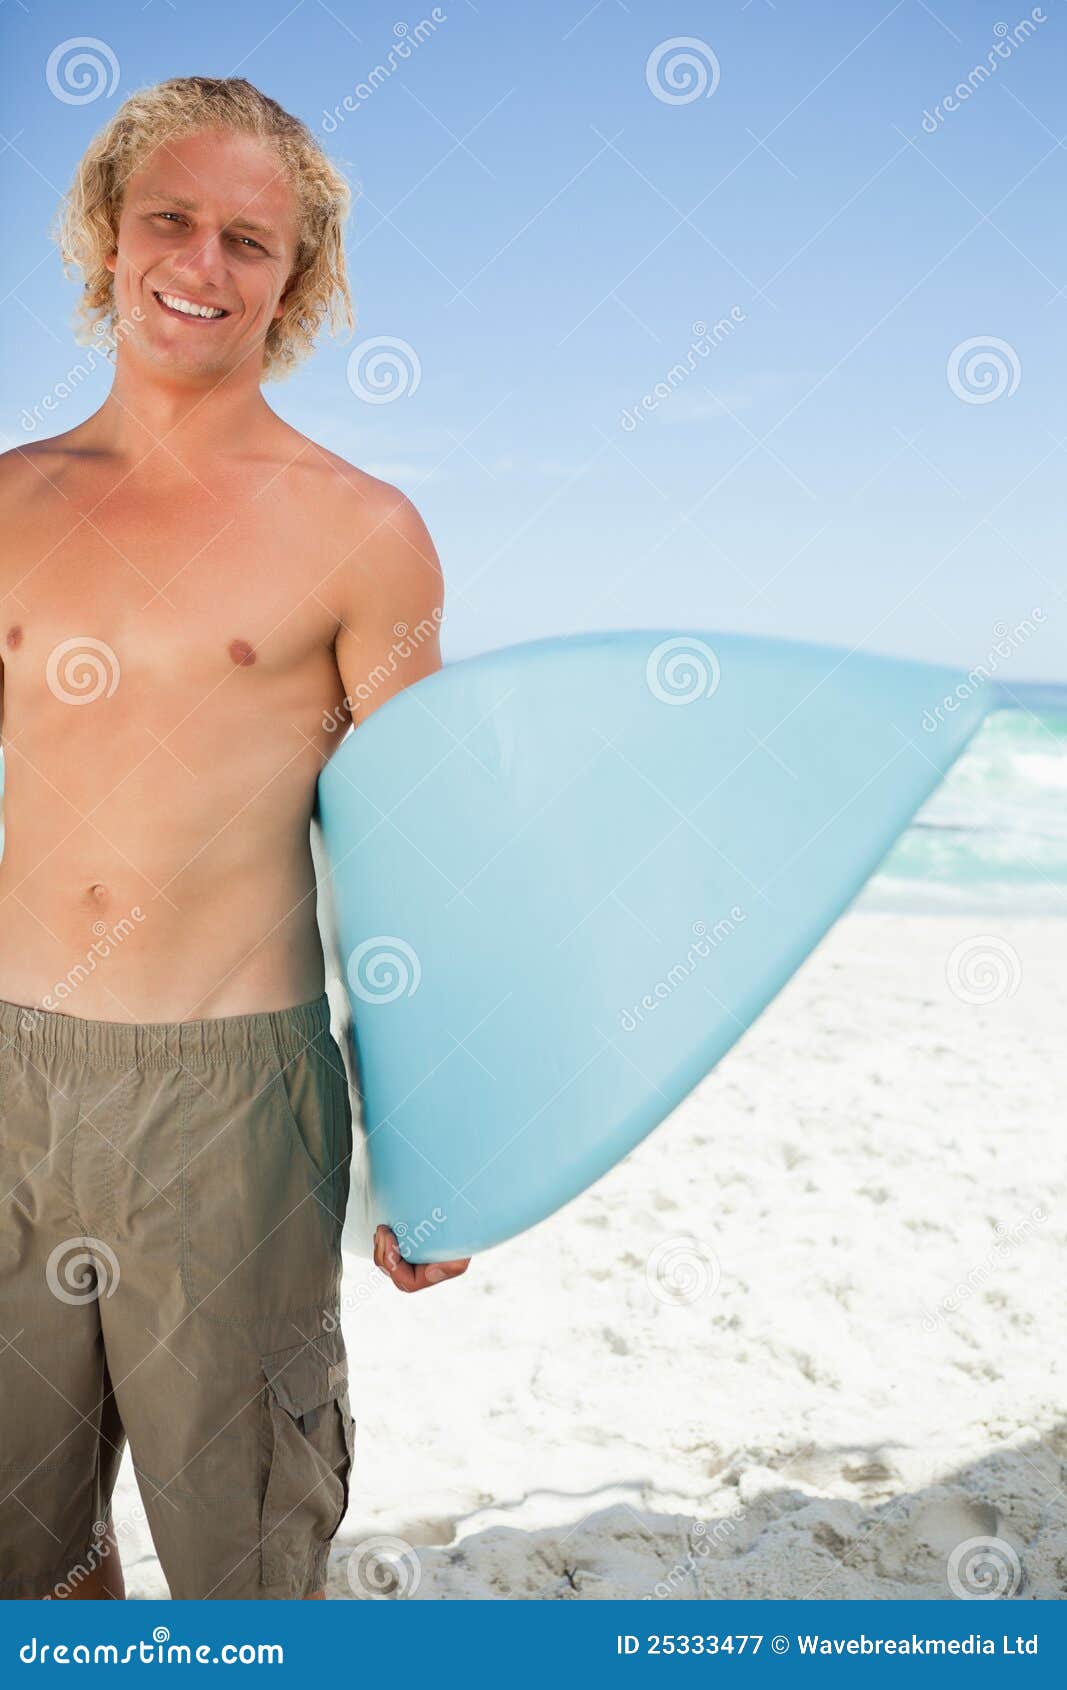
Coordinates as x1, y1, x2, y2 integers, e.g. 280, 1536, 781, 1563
373, 1223, 471, 1293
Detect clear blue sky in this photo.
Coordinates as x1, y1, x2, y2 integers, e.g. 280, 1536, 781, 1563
1, 0, 1064, 678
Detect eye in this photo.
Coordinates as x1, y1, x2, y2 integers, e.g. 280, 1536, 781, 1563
151, 213, 266, 253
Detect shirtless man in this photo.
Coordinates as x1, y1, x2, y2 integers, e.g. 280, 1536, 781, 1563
0, 75, 468, 1602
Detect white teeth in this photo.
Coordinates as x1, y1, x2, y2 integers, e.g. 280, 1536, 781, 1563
158, 291, 226, 319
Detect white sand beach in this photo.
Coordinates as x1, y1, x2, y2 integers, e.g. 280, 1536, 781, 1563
117, 910, 1066, 1601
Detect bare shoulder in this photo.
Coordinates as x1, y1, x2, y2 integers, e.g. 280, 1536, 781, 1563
0, 442, 59, 591
305, 443, 438, 549
0, 439, 59, 505
304, 447, 445, 718
300, 443, 444, 618
0, 427, 89, 511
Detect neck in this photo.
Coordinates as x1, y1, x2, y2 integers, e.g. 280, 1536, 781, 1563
89, 348, 279, 473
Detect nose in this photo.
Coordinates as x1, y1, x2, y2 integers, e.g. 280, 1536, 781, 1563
171, 226, 230, 292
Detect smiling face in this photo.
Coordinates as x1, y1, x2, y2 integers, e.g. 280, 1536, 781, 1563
105, 127, 302, 381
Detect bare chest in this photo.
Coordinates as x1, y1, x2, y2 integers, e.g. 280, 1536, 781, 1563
2, 474, 343, 705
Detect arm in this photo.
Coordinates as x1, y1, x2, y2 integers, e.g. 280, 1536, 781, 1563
0, 649, 5, 847
333, 485, 470, 1293
333, 487, 445, 731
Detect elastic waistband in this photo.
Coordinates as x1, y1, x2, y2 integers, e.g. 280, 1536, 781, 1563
0, 992, 332, 1071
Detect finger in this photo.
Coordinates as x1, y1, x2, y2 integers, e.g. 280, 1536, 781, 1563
375, 1223, 403, 1271
419, 1258, 470, 1288
387, 1253, 419, 1293
373, 1225, 414, 1289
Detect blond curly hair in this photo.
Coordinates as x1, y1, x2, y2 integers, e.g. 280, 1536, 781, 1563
52, 75, 356, 381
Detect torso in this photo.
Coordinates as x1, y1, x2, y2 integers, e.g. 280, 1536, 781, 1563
0, 424, 376, 1021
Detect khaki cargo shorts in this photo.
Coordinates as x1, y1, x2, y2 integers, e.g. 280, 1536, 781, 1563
0, 991, 355, 1600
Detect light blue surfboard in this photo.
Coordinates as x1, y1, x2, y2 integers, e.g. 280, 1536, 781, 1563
317, 629, 991, 1262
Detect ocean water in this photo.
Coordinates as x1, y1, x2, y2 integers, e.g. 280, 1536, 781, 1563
860, 683, 1067, 917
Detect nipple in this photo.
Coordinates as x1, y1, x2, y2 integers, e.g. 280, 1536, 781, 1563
5, 625, 23, 650
228, 638, 256, 667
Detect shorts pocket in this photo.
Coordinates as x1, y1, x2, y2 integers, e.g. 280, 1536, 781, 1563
259, 1328, 356, 1591
268, 1028, 352, 1214
180, 1043, 347, 1325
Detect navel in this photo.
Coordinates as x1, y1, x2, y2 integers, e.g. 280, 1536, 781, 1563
228, 637, 256, 667
5, 624, 23, 650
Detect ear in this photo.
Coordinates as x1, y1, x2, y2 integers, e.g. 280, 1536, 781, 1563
273, 273, 297, 322
103, 249, 117, 275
